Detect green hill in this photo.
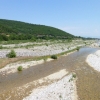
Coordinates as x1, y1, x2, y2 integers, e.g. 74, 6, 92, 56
0, 19, 75, 41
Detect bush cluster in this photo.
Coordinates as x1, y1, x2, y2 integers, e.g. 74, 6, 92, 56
17, 66, 23, 71
72, 73, 76, 78
7, 50, 16, 58
76, 47, 80, 51
51, 55, 57, 59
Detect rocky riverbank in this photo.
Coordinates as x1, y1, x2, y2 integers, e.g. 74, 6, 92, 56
0, 39, 92, 58
86, 50, 100, 72
23, 70, 77, 100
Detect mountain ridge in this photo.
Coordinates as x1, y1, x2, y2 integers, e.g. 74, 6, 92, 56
0, 19, 75, 41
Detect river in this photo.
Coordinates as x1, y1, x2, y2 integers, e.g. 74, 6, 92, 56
0, 47, 100, 100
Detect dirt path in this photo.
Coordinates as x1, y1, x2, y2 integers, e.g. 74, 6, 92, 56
0, 47, 100, 100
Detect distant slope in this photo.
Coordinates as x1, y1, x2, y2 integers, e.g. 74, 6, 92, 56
0, 19, 75, 41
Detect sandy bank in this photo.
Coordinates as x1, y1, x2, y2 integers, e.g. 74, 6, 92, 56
0, 58, 53, 75
86, 50, 100, 72
23, 69, 77, 100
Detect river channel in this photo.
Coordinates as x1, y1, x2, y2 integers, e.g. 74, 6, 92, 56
0, 47, 100, 100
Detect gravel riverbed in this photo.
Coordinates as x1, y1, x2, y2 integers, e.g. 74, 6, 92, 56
86, 50, 100, 72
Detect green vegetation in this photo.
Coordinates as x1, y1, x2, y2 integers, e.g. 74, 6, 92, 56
59, 95, 62, 99
0, 45, 3, 49
7, 50, 16, 58
72, 73, 76, 78
76, 47, 80, 51
17, 66, 23, 71
69, 73, 76, 82
0, 46, 82, 69
51, 55, 57, 59
0, 19, 75, 41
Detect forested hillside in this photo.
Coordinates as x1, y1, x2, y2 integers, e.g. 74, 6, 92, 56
0, 19, 75, 41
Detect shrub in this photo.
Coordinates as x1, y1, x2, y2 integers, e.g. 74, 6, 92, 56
51, 55, 57, 59
45, 43, 48, 46
0, 46, 3, 49
72, 73, 76, 78
17, 66, 23, 71
69, 73, 76, 82
7, 50, 16, 58
67, 46, 70, 50
76, 47, 80, 51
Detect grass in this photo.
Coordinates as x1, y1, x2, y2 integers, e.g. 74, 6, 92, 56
0, 46, 3, 49
0, 40, 36, 45
43, 57, 48, 61
0, 40, 95, 51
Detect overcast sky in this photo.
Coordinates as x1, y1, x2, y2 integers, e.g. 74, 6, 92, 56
0, 0, 100, 38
